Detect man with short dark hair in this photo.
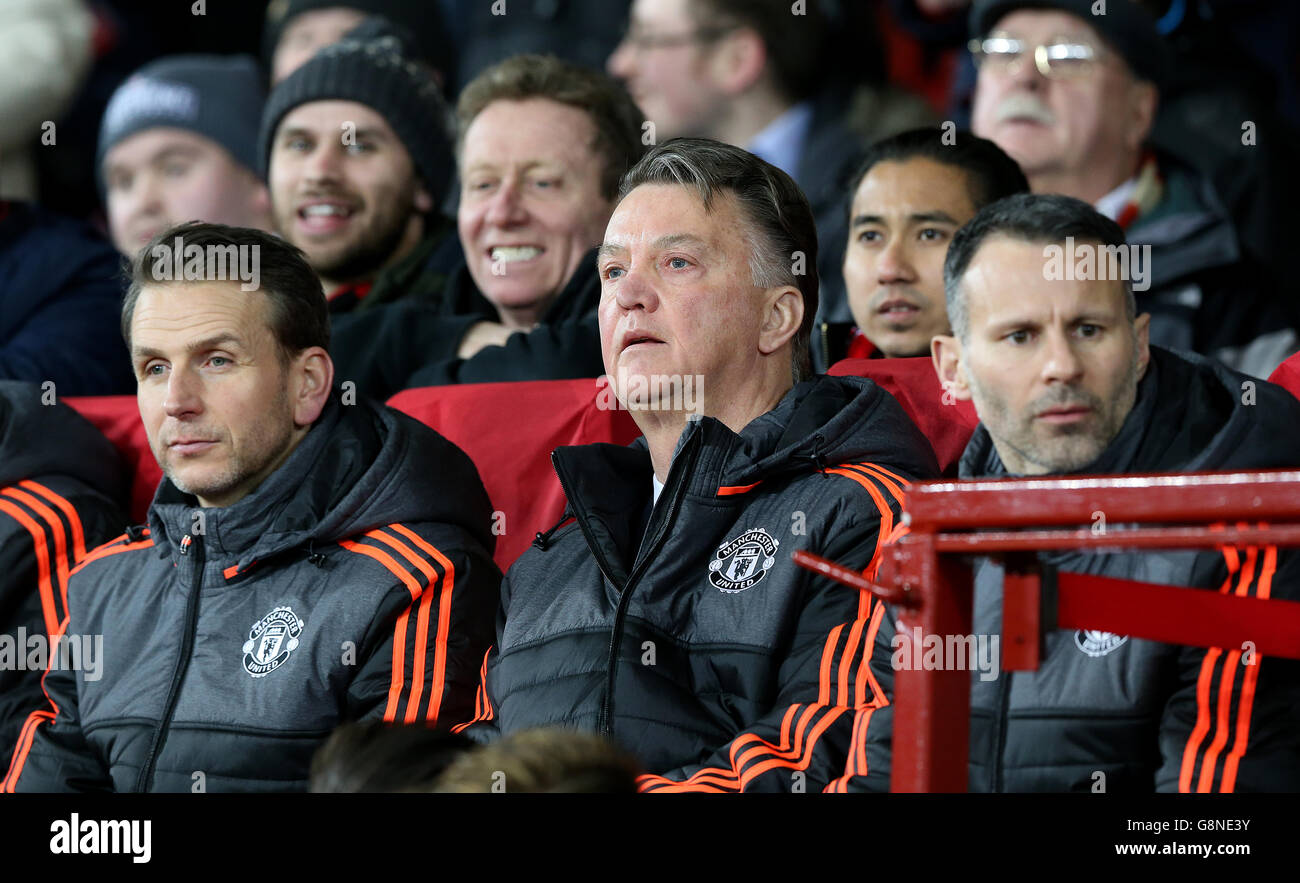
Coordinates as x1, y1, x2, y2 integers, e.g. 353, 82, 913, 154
608, 0, 928, 372
841, 193, 1300, 792
5, 222, 500, 792
829, 127, 1028, 363
461, 139, 939, 792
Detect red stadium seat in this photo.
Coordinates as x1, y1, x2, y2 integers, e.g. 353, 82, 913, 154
66, 381, 640, 571
1269, 350, 1300, 401
65, 368, 972, 569
828, 357, 979, 474
388, 379, 641, 569
65, 396, 162, 524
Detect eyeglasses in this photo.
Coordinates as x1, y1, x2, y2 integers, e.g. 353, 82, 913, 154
618, 23, 739, 52
968, 35, 1104, 78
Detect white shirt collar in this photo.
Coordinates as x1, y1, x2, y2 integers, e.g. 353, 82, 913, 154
1095, 175, 1139, 222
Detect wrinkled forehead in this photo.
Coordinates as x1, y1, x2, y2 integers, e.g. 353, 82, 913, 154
604, 182, 740, 252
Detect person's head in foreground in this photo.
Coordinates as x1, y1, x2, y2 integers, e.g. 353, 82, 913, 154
260, 34, 453, 293
124, 221, 333, 507
597, 137, 818, 470
309, 721, 475, 792
99, 55, 272, 256
843, 127, 1029, 358
456, 54, 646, 331
435, 728, 643, 793
968, 0, 1166, 203
932, 192, 1150, 476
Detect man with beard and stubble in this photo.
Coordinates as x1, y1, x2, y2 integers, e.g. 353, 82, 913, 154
838, 194, 1300, 792
260, 34, 458, 318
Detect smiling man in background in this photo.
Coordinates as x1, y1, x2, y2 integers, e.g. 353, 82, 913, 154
260, 34, 458, 314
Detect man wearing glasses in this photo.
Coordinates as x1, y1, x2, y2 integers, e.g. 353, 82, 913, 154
968, 0, 1297, 379
607, 0, 931, 371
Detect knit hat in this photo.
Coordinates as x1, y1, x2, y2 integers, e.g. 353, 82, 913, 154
258, 35, 454, 207
262, 0, 457, 93
969, 0, 1171, 88
97, 54, 265, 192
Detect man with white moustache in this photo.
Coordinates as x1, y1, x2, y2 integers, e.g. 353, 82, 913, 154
968, 0, 1297, 378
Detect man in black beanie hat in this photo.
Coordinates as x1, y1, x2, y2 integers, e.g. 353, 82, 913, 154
968, 0, 1298, 379
263, 0, 457, 93
261, 34, 459, 314
99, 55, 272, 257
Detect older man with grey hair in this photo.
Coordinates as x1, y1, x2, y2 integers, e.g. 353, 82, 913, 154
455, 137, 939, 793
968, 0, 1297, 378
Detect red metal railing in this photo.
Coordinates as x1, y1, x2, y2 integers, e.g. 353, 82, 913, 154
795, 470, 1300, 792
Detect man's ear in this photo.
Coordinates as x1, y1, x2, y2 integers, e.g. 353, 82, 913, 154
757, 285, 803, 356
1134, 311, 1151, 379
931, 334, 972, 402
414, 182, 434, 214
290, 346, 334, 427
1126, 79, 1159, 151
711, 27, 767, 96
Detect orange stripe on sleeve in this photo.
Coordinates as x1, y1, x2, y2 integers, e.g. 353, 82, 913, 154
339, 538, 423, 722
3, 487, 73, 622
1, 615, 72, 792
0, 498, 57, 637
1216, 542, 1276, 792
365, 529, 438, 724
69, 533, 153, 577
20, 480, 87, 560
388, 524, 458, 725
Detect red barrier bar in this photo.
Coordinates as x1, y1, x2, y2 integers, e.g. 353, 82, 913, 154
933, 524, 1300, 553
793, 470, 1300, 792
905, 470, 1300, 531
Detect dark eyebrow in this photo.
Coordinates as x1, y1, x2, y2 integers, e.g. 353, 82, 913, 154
133, 334, 244, 362
910, 211, 961, 225
851, 211, 962, 228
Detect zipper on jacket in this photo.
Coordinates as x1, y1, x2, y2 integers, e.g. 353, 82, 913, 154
992, 667, 1012, 792
554, 432, 703, 737
135, 532, 204, 792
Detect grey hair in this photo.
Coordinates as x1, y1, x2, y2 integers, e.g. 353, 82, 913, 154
617, 137, 820, 382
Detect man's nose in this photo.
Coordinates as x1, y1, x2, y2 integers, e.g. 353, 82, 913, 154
163, 366, 202, 418
484, 178, 529, 227
1041, 328, 1084, 383
613, 261, 660, 312
303, 141, 344, 183
876, 236, 916, 285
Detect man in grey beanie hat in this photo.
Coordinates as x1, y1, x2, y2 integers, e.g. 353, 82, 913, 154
261, 34, 458, 312
99, 55, 272, 257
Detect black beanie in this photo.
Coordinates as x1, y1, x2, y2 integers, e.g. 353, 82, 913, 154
262, 0, 457, 93
258, 35, 454, 207
969, 0, 1171, 87
97, 54, 265, 193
